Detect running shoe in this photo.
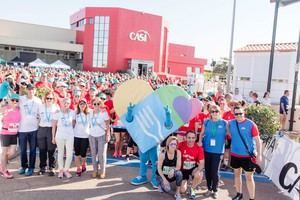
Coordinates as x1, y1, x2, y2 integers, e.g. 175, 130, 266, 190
174, 192, 182, 200
130, 176, 148, 185
25, 168, 34, 176
118, 151, 122, 157
18, 168, 26, 175
58, 170, 64, 179
1, 170, 13, 179
82, 165, 87, 173
64, 170, 72, 179
112, 151, 118, 158
212, 191, 218, 199
48, 169, 55, 177
189, 188, 196, 200
232, 193, 243, 200
76, 168, 82, 177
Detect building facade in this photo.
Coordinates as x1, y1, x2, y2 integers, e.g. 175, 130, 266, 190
70, 7, 206, 76
233, 42, 298, 103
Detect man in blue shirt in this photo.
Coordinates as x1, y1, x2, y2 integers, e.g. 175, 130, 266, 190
279, 90, 289, 131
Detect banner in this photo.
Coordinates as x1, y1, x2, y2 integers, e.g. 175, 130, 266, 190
265, 135, 300, 200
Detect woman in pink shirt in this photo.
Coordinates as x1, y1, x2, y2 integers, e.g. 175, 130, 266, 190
0, 93, 21, 179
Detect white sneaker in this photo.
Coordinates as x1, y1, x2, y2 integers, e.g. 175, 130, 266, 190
174, 193, 182, 200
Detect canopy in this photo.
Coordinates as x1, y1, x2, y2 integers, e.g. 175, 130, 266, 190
0, 57, 6, 64
50, 60, 70, 69
29, 58, 49, 68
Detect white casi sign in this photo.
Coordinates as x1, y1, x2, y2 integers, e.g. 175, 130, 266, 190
129, 30, 150, 42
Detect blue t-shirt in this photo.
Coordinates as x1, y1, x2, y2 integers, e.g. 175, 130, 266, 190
203, 119, 227, 154
0, 81, 10, 99
279, 96, 288, 113
229, 119, 257, 157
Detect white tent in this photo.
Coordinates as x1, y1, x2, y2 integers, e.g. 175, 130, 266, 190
50, 60, 70, 69
29, 58, 49, 68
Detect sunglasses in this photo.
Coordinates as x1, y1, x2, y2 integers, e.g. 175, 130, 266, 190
46, 97, 53, 100
169, 143, 177, 147
21, 82, 27, 86
79, 102, 86, 105
210, 110, 219, 114
93, 103, 101, 106
234, 113, 243, 116
11, 99, 19, 102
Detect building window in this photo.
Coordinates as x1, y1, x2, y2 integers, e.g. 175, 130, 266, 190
93, 16, 110, 68
186, 67, 192, 74
195, 67, 200, 74
239, 77, 251, 81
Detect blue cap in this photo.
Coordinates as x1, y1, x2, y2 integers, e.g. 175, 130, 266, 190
10, 93, 19, 100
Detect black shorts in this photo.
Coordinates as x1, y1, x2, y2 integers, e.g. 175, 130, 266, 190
182, 166, 197, 180
225, 138, 231, 149
74, 137, 89, 157
280, 110, 288, 115
230, 155, 255, 172
113, 126, 128, 133
1, 134, 18, 147
127, 136, 137, 148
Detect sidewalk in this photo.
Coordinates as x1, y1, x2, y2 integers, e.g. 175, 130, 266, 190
0, 156, 290, 200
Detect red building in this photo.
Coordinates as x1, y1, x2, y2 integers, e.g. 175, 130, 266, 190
70, 7, 206, 77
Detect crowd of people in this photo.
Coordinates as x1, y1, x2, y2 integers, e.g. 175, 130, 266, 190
0, 65, 267, 200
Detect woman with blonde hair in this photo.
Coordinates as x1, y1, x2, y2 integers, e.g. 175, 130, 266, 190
52, 97, 75, 179
156, 136, 183, 200
89, 97, 110, 178
199, 105, 227, 199
37, 91, 59, 176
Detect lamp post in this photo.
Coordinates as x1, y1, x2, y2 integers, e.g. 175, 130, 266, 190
289, 30, 300, 131
226, 0, 236, 93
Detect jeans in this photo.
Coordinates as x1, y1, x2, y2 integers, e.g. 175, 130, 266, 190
37, 127, 56, 170
204, 151, 223, 192
89, 135, 107, 174
19, 130, 38, 169
157, 170, 183, 192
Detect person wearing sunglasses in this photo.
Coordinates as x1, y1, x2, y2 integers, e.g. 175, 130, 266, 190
0, 93, 21, 179
178, 131, 204, 200
37, 91, 59, 176
229, 106, 262, 200
73, 98, 90, 177
199, 105, 227, 199
52, 97, 75, 179
18, 83, 42, 176
89, 98, 110, 178
156, 136, 183, 200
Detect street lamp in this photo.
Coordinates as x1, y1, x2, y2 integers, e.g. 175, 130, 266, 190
226, 0, 236, 93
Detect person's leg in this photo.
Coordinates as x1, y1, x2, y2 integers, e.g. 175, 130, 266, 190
204, 152, 212, 191
89, 136, 98, 173
46, 128, 56, 171
98, 135, 108, 177
74, 137, 82, 174
28, 131, 37, 170
55, 137, 64, 171
211, 153, 223, 193
80, 138, 89, 172
234, 168, 243, 194
118, 132, 125, 157
65, 137, 74, 171
18, 132, 29, 170
192, 168, 203, 189
245, 171, 255, 199
37, 128, 47, 172
113, 132, 120, 157
1, 146, 9, 171
180, 180, 188, 194
7, 145, 17, 160
174, 170, 183, 194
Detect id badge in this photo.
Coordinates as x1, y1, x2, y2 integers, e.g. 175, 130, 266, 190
210, 139, 216, 146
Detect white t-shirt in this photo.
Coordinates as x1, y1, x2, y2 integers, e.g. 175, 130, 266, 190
53, 110, 75, 139
19, 96, 42, 132
74, 112, 90, 138
89, 110, 109, 137
38, 104, 59, 127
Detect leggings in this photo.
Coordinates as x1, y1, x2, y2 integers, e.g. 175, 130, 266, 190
156, 170, 183, 192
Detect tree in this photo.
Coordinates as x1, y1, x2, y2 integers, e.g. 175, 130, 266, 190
211, 57, 233, 80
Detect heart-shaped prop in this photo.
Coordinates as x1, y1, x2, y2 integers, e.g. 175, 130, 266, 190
173, 96, 192, 123
189, 98, 203, 120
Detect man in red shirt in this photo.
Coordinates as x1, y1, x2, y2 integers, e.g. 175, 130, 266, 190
178, 131, 204, 199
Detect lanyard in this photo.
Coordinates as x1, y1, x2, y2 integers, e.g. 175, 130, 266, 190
79, 113, 88, 126
45, 106, 51, 122
91, 111, 100, 127
62, 111, 71, 127
24, 101, 34, 115
210, 120, 219, 138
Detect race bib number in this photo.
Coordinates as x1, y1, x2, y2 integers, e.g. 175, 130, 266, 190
162, 166, 174, 175
183, 161, 196, 170
8, 123, 19, 132
210, 139, 216, 146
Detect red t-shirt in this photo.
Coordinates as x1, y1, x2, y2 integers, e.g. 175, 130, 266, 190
222, 111, 235, 121
178, 141, 204, 170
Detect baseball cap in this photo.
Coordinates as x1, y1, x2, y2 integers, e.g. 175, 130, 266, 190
27, 84, 34, 90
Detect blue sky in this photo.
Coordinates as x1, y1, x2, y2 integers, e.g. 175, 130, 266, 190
0, 0, 299, 61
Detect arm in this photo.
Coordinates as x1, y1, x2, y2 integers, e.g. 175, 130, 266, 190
157, 152, 168, 183
197, 159, 205, 172
254, 136, 262, 163
281, 102, 287, 115
198, 122, 206, 146
105, 119, 111, 143
52, 120, 58, 144
175, 150, 182, 171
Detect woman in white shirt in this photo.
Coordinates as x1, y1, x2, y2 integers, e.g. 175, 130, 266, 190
37, 91, 59, 176
52, 97, 75, 179
73, 98, 90, 177
89, 97, 110, 178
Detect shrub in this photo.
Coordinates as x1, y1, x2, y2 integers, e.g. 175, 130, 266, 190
245, 105, 280, 141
